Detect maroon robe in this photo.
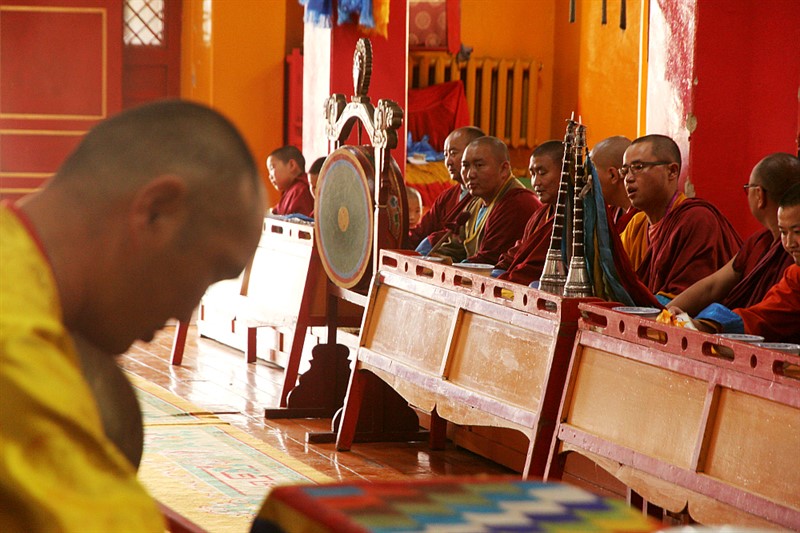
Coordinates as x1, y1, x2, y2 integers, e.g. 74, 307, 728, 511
273, 177, 314, 217
408, 183, 465, 249
636, 198, 742, 297
735, 265, 800, 343
464, 186, 540, 265
435, 182, 540, 265
496, 204, 554, 286
722, 228, 793, 310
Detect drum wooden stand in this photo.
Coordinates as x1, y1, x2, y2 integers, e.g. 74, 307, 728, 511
265, 39, 423, 444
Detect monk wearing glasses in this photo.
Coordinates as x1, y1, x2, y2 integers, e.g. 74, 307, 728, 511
619, 134, 741, 303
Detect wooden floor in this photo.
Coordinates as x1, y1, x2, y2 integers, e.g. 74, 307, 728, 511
118, 325, 514, 483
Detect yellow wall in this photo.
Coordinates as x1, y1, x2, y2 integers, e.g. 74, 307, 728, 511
461, 0, 642, 147
460, 0, 556, 146
553, 0, 642, 146
181, 0, 289, 206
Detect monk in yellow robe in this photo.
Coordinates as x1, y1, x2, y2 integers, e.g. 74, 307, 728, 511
620, 134, 741, 303
0, 101, 265, 532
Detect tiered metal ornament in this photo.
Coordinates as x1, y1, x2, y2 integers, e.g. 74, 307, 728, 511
563, 123, 594, 298
539, 116, 594, 298
538, 117, 577, 294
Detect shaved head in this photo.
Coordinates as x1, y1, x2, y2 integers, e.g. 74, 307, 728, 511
53, 100, 261, 226
752, 153, 800, 204
533, 140, 565, 165
591, 136, 631, 170
444, 126, 486, 183
467, 136, 510, 163
630, 134, 682, 172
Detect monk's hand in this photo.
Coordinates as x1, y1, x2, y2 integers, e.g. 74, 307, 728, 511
663, 306, 700, 331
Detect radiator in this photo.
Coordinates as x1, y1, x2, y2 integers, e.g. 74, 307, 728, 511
409, 52, 542, 149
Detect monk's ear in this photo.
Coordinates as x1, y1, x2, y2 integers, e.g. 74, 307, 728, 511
129, 175, 189, 246
609, 167, 622, 183
756, 186, 769, 209
666, 162, 680, 181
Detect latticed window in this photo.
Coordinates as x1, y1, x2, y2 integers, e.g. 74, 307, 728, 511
123, 0, 165, 46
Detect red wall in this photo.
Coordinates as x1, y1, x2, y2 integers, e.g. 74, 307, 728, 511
689, 0, 800, 239
330, 0, 408, 172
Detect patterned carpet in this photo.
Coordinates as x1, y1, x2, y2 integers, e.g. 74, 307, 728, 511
130, 375, 332, 532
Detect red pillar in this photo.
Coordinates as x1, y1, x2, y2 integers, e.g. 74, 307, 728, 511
302, 0, 408, 174
647, 0, 800, 239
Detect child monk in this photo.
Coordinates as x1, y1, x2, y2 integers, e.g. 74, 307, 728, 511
267, 145, 314, 217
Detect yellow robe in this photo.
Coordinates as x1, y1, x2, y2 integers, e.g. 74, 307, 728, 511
0, 205, 163, 532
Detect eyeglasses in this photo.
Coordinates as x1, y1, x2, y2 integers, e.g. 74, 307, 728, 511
619, 161, 672, 177
743, 183, 766, 195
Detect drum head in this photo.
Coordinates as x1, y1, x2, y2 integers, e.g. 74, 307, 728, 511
315, 146, 374, 288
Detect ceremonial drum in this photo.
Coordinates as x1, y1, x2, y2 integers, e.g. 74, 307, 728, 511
314, 145, 407, 289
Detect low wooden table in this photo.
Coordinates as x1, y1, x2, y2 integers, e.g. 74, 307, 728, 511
546, 302, 800, 529
251, 477, 660, 532
335, 250, 596, 477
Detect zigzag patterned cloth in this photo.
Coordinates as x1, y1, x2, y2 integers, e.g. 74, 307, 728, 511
252, 477, 660, 532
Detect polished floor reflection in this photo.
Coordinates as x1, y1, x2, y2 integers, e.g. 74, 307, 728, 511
118, 326, 513, 483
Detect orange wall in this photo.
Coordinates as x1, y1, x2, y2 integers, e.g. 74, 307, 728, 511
460, 0, 555, 146
178, 0, 644, 191
181, 0, 289, 206
461, 0, 641, 148
553, 0, 642, 146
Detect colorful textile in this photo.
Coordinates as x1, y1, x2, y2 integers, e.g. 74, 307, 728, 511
722, 229, 793, 310
404, 161, 454, 215
251, 477, 660, 532
338, 0, 374, 28
696, 303, 746, 334
273, 177, 314, 217
0, 204, 163, 532
131, 375, 332, 532
621, 195, 742, 298
299, 0, 332, 27
407, 133, 445, 162
363, 0, 390, 38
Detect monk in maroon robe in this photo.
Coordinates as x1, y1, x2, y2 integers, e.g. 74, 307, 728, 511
670, 153, 800, 314
620, 135, 741, 299
590, 136, 639, 234
495, 140, 564, 285
432, 137, 540, 265
688, 183, 800, 343
409, 127, 485, 251
733, 182, 800, 341
272, 178, 314, 216
268, 145, 314, 217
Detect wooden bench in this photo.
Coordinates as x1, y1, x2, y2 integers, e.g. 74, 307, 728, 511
545, 302, 800, 529
175, 216, 360, 407
335, 250, 594, 477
